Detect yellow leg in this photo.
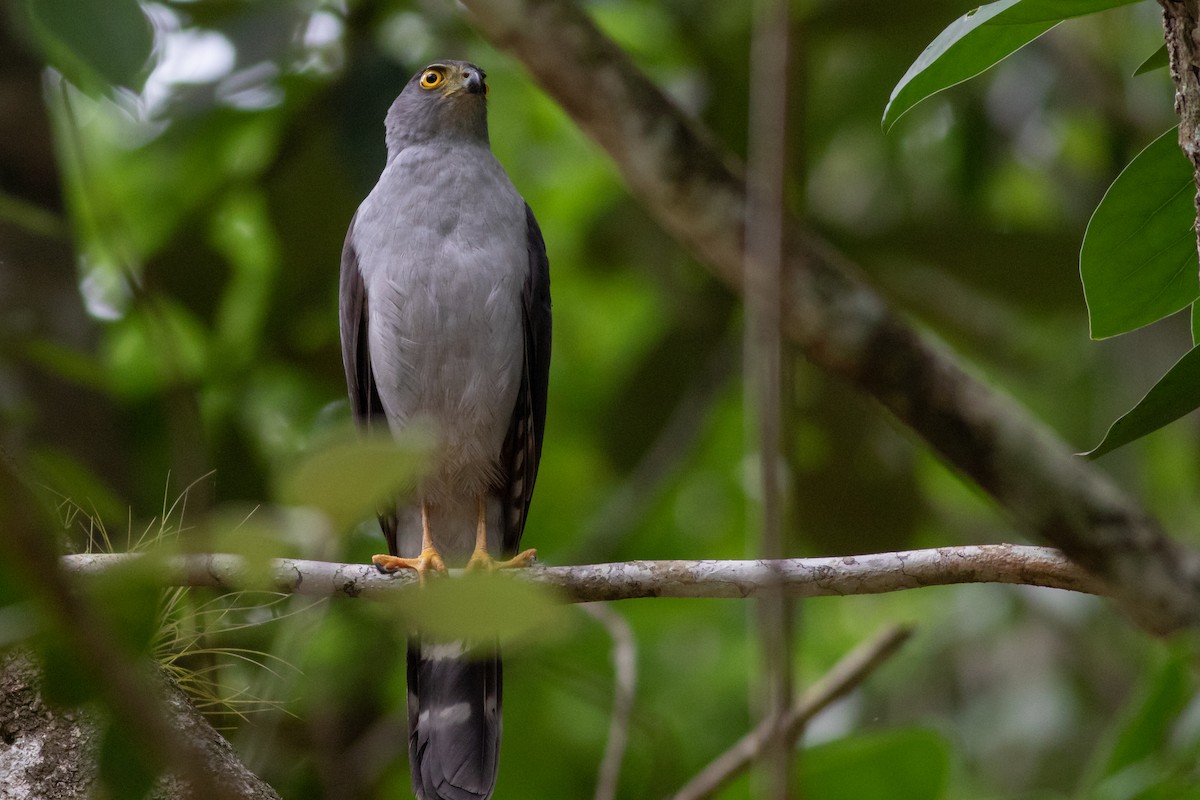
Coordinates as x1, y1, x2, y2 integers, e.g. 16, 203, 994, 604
466, 495, 537, 572
372, 501, 446, 582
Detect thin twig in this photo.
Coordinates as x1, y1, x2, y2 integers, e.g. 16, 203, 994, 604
745, 0, 793, 791
60, 544, 1108, 600
672, 624, 914, 800
580, 603, 638, 800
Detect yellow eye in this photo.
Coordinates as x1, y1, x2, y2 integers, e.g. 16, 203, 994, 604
419, 68, 446, 90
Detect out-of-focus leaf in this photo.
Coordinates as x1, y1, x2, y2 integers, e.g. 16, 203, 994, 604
20, 339, 107, 391
39, 637, 100, 707
1084, 343, 1200, 458
1081, 126, 1197, 339
1100, 649, 1194, 777
99, 717, 159, 799
1134, 44, 1170, 76
105, 303, 211, 397
210, 190, 280, 368
801, 728, 950, 799
207, 512, 295, 590
276, 429, 434, 532
1082, 647, 1200, 799
395, 573, 567, 644
0, 603, 39, 649
82, 556, 168, 658
25, 0, 154, 92
884, 0, 1142, 129
28, 446, 126, 527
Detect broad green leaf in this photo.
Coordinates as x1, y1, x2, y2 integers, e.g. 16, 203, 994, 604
1193, 301, 1200, 346
1081, 127, 1197, 339
884, 0, 1143, 129
1134, 44, 1170, 76
394, 573, 567, 644
276, 429, 434, 532
801, 728, 950, 799
25, 0, 154, 92
1084, 343, 1200, 458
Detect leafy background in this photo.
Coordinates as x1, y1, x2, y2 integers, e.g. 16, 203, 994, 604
3, 0, 1200, 798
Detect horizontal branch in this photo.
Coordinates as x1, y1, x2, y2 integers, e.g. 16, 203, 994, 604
61, 545, 1105, 601
456, 0, 1200, 634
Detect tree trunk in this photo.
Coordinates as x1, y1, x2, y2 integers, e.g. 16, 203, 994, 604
0, 652, 281, 800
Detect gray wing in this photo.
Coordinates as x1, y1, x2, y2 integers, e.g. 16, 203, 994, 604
341, 213, 401, 553
339, 211, 386, 429
498, 204, 552, 556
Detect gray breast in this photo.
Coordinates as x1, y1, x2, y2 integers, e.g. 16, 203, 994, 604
351, 142, 527, 503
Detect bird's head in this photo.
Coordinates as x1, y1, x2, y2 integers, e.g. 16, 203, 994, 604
384, 60, 490, 155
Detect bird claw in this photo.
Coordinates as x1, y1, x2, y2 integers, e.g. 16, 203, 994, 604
372, 548, 447, 584
465, 547, 538, 573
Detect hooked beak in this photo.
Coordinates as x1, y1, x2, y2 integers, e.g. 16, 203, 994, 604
463, 69, 487, 96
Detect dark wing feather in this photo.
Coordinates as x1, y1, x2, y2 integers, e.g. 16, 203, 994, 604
498, 204, 552, 556
340, 212, 386, 428
340, 213, 399, 553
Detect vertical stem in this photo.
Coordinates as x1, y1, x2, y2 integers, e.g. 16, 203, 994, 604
744, 0, 793, 797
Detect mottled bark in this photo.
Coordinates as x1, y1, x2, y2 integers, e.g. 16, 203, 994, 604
456, 0, 1200, 635
0, 652, 280, 800
1161, 0, 1200, 259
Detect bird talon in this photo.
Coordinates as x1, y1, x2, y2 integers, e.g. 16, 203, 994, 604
371, 548, 447, 584
466, 547, 538, 573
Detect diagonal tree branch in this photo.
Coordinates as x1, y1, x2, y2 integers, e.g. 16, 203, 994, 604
61, 545, 1106, 601
457, 0, 1200, 635
672, 624, 914, 800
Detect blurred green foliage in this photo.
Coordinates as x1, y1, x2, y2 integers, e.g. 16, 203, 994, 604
2, 0, 1200, 798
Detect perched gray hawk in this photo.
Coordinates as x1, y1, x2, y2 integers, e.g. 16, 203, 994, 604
339, 60, 551, 800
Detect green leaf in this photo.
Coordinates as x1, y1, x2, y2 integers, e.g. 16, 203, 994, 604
1084, 343, 1200, 458
1103, 651, 1194, 778
394, 573, 567, 644
205, 511, 298, 590
38, 638, 100, 708
1080, 646, 1199, 798
884, 0, 1143, 129
99, 717, 159, 799
1134, 44, 1170, 76
25, 0, 154, 92
1081, 126, 1198, 339
801, 728, 950, 799
1193, 301, 1200, 346
83, 556, 168, 658
276, 429, 434, 532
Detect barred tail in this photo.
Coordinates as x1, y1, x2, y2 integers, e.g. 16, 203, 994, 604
407, 639, 502, 800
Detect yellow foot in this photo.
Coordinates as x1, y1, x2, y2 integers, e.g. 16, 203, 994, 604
371, 548, 446, 583
465, 548, 538, 573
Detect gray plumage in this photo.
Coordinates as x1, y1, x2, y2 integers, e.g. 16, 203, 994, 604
339, 60, 551, 800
